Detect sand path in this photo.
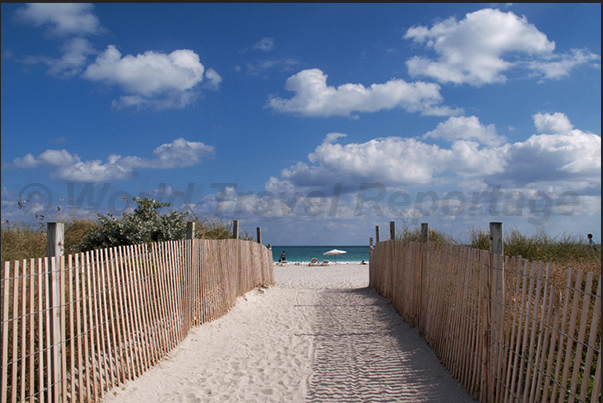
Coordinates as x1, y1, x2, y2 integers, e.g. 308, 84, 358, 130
103, 264, 477, 403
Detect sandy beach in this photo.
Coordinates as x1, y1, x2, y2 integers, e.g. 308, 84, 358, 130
103, 264, 477, 403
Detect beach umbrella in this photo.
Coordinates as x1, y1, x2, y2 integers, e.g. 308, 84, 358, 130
323, 249, 346, 263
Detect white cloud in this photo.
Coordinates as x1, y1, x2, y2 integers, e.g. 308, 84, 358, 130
14, 3, 103, 36
533, 112, 574, 134
252, 37, 276, 52
13, 4, 220, 110
21, 37, 95, 77
245, 58, 299, 76
267, 68, 462, 117
3, 138, 215, 182
499, 113, 601, 184
82, 46, 216, 109
266, 113, 600, 194
204, 68, 222, 90
84, 46, 202, 94
423, 116, 506, 146
404, 8, 597, 86
527, 49, 600, 81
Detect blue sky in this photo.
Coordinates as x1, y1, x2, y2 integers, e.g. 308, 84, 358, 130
1, 3, 601, 246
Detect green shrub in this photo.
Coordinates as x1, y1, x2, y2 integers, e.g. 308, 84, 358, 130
78, 197, 190, 251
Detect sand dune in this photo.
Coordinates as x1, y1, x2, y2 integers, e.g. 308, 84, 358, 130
102, 264, 476, 402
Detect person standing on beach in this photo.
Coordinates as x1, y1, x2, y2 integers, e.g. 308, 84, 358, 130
280, 251, 286, 262
587, 234, 597, 251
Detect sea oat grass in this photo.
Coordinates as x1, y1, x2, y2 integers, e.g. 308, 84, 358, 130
395, 224, 456, 244
1, 224, 46, 263
1, 217, 101, 263
1, 214, 245, 264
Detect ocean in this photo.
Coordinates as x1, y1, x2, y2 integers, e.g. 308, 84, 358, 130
269, 245, 369, 264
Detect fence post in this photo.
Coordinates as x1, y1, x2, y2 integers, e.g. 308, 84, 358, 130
369, 237, 373, 249
375, 226, 380, 243
256, 227, 262, 244
390, 221, 395, 240
419, 223, 429, 331
47, 222, 64, 402
232, 220, 239, 239
421, 223, 429, 243
186, 222, 195, 240
489, 222, 504, 402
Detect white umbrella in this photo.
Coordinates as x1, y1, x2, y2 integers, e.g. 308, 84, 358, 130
323, 249, 346, 263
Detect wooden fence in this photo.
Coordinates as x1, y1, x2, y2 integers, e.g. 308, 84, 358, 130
1, 238, 274, 403
369, 240, 600, 403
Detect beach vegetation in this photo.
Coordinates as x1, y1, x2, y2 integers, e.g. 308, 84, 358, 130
394, 223, 455, 244
1, 197, 245, 262
78, 197, 190, 251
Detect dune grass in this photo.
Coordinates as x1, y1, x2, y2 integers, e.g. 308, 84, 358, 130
3, 219, 600, 282
1, 216, 246, 264
393, 224, 601, 285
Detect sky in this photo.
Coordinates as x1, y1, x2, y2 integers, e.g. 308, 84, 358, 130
1, 3, 601, 246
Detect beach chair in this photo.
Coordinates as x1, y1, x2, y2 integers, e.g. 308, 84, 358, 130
321, 260, 329, 266
309, 258, 318, 266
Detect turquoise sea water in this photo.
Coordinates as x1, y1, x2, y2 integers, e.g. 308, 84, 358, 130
270, 245, 369, 264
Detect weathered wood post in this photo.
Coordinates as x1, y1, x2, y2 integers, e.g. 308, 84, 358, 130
368, 237, 374, 287
47, 222, 64, 402
186, 222, 195, 328
256, 227, 262, 244
421, 223, 429, 243
375, 225, 380, 243
232, 220, 239, 239
419, 223, 429, 331
389, 221, 396, 302
489, 222, 504, 402
186, 221, 195, 240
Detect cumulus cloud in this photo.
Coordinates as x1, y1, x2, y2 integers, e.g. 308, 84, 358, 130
423, 116, 506, 146
268, 133, 505, 194
3, 138, 215, 182
267, 68, 462, 117
499, 113, 601, 185
12, 4, 219, 110
404, 8, 598, 86
532, 112, 574, 134
13, 3, 104, 36
266, 112, 600, 195
82, 46, 218, 109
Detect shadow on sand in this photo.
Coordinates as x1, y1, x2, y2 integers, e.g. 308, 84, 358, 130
303, 287, 477, 403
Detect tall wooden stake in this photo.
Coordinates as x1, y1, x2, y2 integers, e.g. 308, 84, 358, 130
419, 223, 429, 332
489, 222, 504, 402
232, 220, 239, 239
47, 222, 64, 402
186, 222, 195, 240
